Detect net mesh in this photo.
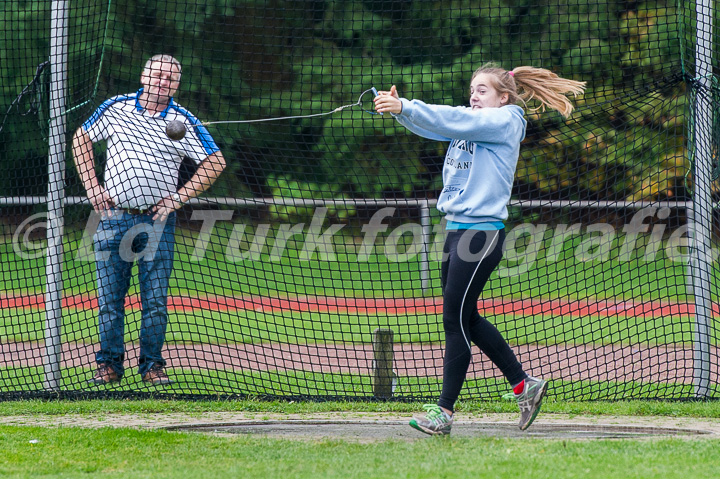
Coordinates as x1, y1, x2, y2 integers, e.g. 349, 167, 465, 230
0, 0, 718, 401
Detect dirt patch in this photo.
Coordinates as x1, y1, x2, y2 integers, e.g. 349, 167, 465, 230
0, 412, 718, 441
169, 420, 713, 441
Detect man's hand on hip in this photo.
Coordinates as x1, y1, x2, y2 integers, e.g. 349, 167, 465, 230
151, 195, 182, 222
89, 185, 115, 213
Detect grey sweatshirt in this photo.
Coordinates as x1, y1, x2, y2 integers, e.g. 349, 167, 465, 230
394, 99, 527, 223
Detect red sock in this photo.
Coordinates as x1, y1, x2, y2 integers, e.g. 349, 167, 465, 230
513, 380, 525, 395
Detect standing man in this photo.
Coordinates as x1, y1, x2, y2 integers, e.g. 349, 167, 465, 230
72, 54, 226, 386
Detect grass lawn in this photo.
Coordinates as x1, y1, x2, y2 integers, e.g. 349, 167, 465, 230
1, 399, 720, 478
0, 365, 711, 401
0, 307, 705, 348
3, 425, 718, 479
0, 228, 704, 301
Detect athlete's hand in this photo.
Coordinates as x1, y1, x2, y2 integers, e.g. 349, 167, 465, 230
374, 85, 402, 114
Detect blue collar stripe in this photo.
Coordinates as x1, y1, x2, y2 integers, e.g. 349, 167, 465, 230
82, 93, 137, 131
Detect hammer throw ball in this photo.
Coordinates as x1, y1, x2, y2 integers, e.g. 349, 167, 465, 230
166, 120, 187, 141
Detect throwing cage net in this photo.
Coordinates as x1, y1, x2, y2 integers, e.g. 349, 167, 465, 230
1, 0, 718, 400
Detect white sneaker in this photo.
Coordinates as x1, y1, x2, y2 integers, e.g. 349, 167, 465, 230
516, 377, 548, 430
409, 404, 453, 436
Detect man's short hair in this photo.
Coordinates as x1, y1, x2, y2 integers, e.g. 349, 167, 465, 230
143, 54, 182, 81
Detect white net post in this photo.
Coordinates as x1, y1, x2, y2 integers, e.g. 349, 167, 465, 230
44, 0, 68, 391
688, 0, 714, 398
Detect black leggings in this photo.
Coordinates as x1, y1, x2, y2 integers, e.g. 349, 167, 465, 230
437, 228, 527, 412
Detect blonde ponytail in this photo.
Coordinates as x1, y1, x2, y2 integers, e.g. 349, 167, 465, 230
473, 63, 586, 118
511, 66, 586, 117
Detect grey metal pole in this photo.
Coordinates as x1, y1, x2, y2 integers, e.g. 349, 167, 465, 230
44, 0, 68, 391
688, 0, 713, 398
419, 201, 431, 293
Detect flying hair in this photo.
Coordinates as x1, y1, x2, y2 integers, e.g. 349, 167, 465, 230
472, 63, 586, 118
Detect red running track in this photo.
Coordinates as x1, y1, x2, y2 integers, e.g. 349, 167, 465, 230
0, 293, 714, 318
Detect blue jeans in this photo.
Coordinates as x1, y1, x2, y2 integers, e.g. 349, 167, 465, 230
93, 210, 176, 377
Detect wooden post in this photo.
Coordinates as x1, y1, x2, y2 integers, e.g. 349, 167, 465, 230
372, 328, 395, 398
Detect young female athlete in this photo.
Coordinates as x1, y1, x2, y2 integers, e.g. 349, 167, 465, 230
374, 63, 585, 435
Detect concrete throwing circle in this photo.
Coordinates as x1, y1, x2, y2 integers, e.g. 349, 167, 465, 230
168, 420, 711, 441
